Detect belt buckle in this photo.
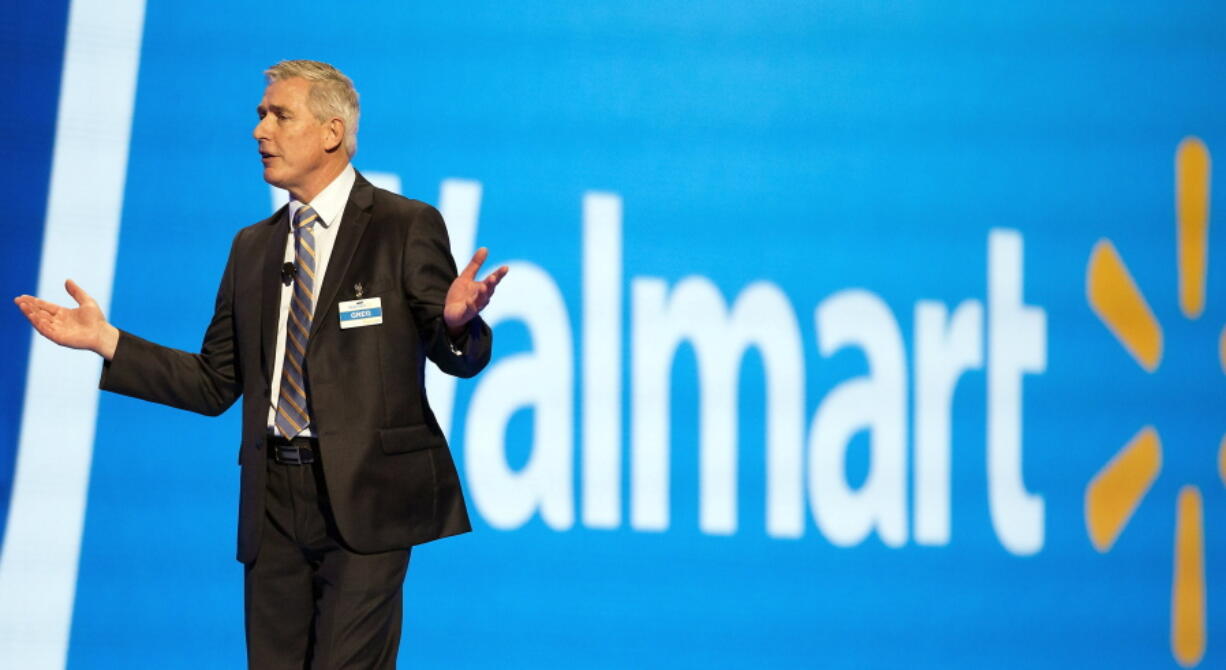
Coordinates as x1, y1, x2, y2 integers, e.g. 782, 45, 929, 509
274, 443, 314, 465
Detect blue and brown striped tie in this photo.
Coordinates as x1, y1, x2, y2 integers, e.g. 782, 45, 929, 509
274, 205, 319, 438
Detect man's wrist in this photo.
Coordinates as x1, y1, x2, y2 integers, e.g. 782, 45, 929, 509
445, 311, 470, 339
97, 324, 120, 361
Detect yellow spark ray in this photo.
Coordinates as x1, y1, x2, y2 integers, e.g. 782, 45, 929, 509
1176, 138, 1210, 319
1219, 325, 1225, 375
1219, 435, 1225, 489
1085, 426, 1163, 552
1087, 240, 1164, 371
1171, 486, 1206, 667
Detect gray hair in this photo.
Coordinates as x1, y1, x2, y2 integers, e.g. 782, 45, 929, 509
264, 60, 360, 157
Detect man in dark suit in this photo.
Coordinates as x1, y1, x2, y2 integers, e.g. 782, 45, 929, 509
14, 60, 506, 668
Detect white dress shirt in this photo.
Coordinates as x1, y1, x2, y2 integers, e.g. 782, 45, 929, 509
267, 163, 357, 436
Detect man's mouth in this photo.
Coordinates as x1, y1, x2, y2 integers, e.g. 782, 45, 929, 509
260, 151, 277, 161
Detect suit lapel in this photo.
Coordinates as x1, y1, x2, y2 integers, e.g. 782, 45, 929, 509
260, 207, 289, 383
309, 172, 374, 341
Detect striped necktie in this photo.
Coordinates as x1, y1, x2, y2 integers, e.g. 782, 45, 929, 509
274, 204, 319, 438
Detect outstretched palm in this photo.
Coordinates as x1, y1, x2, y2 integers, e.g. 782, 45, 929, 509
14, 279, 115, 355
444, 247, 508, 335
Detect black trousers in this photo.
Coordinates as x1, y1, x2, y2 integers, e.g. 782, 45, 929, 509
245, 446, 411, 669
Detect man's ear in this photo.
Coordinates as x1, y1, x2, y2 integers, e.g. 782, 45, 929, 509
323, 117, 345, 153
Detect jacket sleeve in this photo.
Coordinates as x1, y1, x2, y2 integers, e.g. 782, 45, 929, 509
402, 203, 492, 378
99, 234, 243, 416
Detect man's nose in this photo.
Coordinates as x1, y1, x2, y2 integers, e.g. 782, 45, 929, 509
253, 116, 270, 141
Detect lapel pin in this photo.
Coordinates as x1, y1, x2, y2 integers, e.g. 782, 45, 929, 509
354, 282, 365, 298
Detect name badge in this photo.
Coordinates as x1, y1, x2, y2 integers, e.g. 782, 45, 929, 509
339, 297, 383, 329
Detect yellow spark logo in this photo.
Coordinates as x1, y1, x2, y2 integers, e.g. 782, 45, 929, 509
1084, 137, 1223, 667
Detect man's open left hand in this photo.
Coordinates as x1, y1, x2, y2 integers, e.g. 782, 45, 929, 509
444, 247, 508, 335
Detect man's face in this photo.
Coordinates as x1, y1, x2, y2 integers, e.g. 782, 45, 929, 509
253, 77, 335, 195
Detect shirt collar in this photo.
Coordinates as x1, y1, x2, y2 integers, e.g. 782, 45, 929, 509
287, 163, 356, 229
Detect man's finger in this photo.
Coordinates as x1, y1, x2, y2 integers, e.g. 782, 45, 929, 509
476, 286, 495, 310
19, 300, 51, 324
16, 296, 61, 317
64, 279, 92, 307
460, 247, 489, 281
481, 265, 509, 289
15, 302, 38, 325
21, 302, 48, 320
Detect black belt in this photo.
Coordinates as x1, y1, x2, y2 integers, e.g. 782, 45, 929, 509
267, 435, 317, 465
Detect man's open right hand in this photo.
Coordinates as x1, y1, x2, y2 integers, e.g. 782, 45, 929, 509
14, 279, 119, 360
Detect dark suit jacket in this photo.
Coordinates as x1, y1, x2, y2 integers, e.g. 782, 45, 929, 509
100, 171, 490, 563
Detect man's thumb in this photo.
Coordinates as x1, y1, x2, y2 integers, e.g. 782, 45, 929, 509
64, 279, 90, 306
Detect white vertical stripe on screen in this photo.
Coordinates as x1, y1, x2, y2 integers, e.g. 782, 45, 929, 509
0, 0, 147, 666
